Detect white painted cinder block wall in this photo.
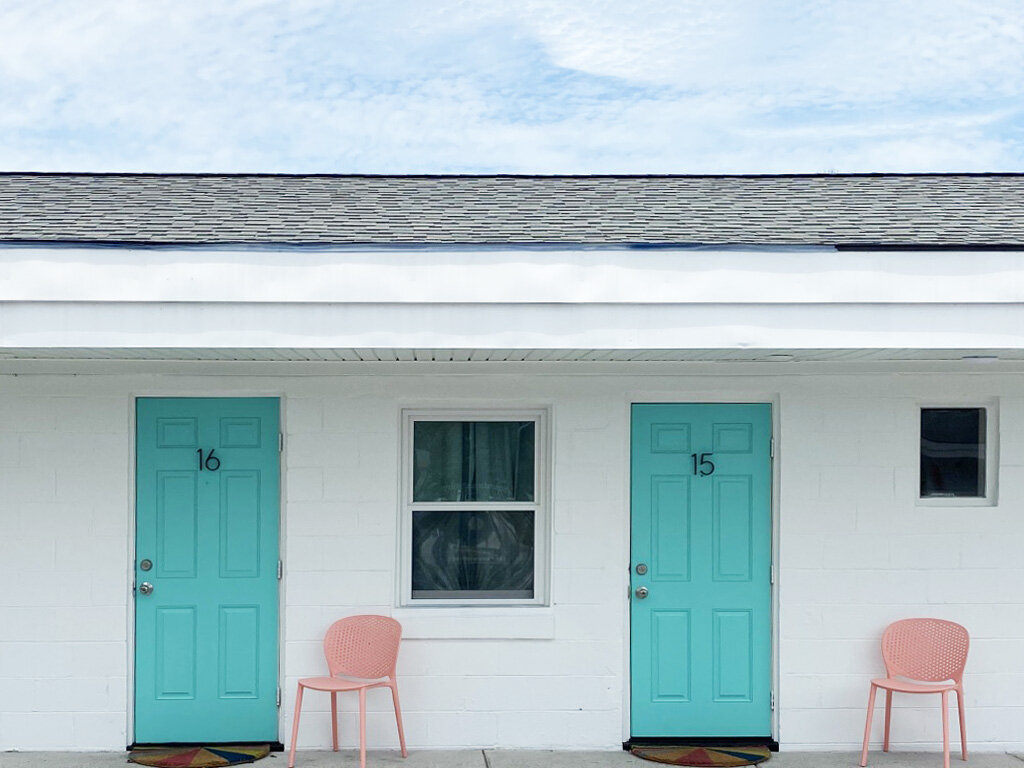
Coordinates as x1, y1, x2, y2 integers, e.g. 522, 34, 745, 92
1, 367, 1022, 751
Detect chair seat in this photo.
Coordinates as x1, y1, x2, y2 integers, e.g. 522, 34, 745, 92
298, 675, 387, 692
871, 676, 958, 694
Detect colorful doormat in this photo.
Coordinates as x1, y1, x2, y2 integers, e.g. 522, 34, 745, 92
128, 745, 270, 768
630, 745, 771, 767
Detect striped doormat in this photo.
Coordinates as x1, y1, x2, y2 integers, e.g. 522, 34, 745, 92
128, 745, 270, 767
630, 745, 771, 767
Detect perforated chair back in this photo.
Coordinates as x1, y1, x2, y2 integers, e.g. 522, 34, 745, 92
881, 618, 969, 683
324, 614, 402, 680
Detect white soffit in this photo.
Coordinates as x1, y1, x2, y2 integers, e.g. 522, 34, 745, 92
0, 347, 1020, 363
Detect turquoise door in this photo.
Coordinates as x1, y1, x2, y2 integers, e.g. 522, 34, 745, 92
135, 398, 280, 743
630, 403, 772, 738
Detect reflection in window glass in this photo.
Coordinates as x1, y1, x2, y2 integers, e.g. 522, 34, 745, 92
920, 408, 986, 498
411, 510, 534, 599
413, 421, 535, 502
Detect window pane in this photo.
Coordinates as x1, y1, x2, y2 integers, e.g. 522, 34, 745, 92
413, 421, 535, 502
921, 408, 986, 498
411, 510, 534, 599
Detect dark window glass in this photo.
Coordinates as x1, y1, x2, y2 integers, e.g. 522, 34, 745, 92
411, 510, 535, 599
413, 421, 535, 502
920, 408, 986, 498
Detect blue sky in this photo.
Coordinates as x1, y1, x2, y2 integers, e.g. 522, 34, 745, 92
1, 1, 1022, 173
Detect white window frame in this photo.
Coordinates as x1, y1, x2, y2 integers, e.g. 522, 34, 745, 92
916, 400, 998, 507
398, 408, 550, 607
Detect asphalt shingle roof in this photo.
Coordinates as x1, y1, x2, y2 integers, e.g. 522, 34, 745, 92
1, 172, 1022, 247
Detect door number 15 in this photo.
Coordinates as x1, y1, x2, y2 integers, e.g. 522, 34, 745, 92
691, 452, 715, 476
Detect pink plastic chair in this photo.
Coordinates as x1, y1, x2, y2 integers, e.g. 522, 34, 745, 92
860, 618, 969, 768
288, 615, 408, 768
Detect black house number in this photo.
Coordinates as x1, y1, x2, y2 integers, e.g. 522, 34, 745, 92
691, 452, 715, 476
197, 448, 221, 471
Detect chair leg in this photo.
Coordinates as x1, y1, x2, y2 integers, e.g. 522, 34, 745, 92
390, 682, 408, 757
883, 690, 892, 752
941, 690, 950, 768
359, 688, 367, 768
288, 684, 305, 768
956, 687, 967, 760
860, 684, 878, 767
331, 692, 339, 752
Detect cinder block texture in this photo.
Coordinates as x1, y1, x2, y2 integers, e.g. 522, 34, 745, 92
1, 370, 1022, 751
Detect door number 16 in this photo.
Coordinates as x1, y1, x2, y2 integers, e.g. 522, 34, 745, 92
196, 448, 221, 471
691, 452, 715, 476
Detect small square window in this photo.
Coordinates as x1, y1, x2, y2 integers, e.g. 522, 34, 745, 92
401, 411, 547, 605
920, 407, 987, 499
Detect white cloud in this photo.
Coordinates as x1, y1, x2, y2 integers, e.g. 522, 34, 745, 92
0, 0, 1021, 172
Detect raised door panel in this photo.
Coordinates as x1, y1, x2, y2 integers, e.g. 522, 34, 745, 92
219, 471, 262, 578
712, 609, 754, 702
219, 605, 261, 698
651, 610, 691, 701
652, 475, 691, 582
712, 476, 753, 582
155, 607, 197, 699
156, 472, 198, 578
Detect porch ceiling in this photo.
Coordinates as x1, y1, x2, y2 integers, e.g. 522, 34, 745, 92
0, 347, 1020, 363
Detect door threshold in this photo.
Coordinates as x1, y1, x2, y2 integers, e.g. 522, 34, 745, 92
624, 737, 778, 752
129, 742, 285, 752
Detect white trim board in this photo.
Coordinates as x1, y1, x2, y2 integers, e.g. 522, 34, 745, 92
7, 301, 1024, 350
4, 245, 1024, 304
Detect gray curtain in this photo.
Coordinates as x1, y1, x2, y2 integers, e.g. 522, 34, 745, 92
412, 510, 534, 598
411, 421, 536, 597
413, 421, 534, 502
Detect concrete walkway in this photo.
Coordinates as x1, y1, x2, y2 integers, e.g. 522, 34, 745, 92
1, 751, 1023, 768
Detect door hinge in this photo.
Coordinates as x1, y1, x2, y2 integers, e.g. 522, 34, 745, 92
277, 560, 283, 580
277, 688, 282, 708
770, 437, 775, 458
771, 692, 775, 711
279, 432, 284, 452
770, 567, 775, 585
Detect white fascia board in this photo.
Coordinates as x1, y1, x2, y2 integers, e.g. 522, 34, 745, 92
5, 301, 1024, 350
3, 244, 1024, 304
